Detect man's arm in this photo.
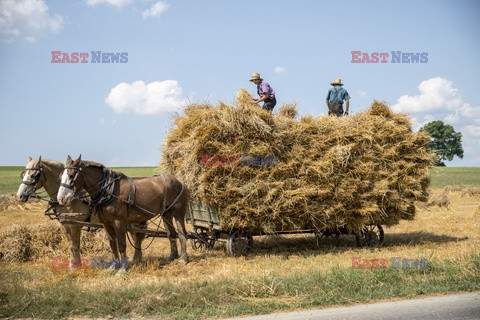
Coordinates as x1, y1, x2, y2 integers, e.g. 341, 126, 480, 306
326, 100, 330, 108
345, 100, 350, 115
253, 93, 269, 104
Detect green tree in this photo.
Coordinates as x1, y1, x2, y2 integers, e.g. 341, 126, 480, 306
420, 120, 464, 166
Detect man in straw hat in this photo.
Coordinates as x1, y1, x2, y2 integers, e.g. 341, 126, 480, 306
250, 72, 276, 111
326, 78, 351, 116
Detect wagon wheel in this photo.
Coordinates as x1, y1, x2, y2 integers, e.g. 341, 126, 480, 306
355, 225, 384, 247
226, 229, 253, 256
189, 228, 216, 252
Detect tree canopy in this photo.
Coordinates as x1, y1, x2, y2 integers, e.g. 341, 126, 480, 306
420, 120, 464, 166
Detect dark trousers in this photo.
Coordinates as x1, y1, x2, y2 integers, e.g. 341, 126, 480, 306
263, 97, 277, 111
328, 101, 344, 116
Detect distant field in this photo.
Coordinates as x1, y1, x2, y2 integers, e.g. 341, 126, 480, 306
428, 167, 480, 188
0, 166, 159, 195
1, 166, 479, 195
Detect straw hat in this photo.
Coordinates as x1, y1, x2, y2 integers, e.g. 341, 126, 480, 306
330, 78, 344, 86
249, 72, 263, 82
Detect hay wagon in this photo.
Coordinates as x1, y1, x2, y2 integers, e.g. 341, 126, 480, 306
187, 201, 385, 256
54, 201, 384, 257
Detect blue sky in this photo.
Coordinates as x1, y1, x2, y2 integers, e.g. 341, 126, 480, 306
1, 0, 479, 167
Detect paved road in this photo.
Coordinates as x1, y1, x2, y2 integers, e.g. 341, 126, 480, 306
223, 291, 480, 320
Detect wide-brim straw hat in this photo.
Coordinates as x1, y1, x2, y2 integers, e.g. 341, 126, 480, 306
249, 72, 263, 82
330, 78, 344, 86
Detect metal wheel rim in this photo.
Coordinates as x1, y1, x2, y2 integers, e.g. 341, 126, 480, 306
226, 229, 253, 256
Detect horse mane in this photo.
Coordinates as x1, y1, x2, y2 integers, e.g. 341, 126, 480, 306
28, 158, 64, 170
41, 159, 64, 169
81, 160, 126, 178
81, 160, 105, 169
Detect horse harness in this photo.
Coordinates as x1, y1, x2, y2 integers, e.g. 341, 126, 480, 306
119, 174, 185, 218
64, 166, 184, 218
20, 164, 46, 193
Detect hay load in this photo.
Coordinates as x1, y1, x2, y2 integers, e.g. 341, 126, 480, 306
161, 89, 434, 233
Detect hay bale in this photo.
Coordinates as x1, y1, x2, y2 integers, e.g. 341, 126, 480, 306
0, 223, 64, 262
0, 222, 110, 262
161, 89, 434, 233
426, 191, 450, 209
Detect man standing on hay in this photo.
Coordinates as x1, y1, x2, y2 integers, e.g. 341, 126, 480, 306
326, 78, 351, 116
250, 72, 277, 111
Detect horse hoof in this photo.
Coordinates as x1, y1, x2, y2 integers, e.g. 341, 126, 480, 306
167, 255, 179, 262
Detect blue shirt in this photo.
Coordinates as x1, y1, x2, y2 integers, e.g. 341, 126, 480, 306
257, 81, 275, 99
326, 85, 350, 103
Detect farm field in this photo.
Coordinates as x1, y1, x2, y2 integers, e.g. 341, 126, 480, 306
2, 166, 480, 196
0, 166, 479, 319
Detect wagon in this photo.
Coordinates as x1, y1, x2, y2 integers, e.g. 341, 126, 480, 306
186, 201, 385, 256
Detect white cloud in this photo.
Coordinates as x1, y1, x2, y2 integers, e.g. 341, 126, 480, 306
142, 1, 169, 19
274, 66, 286, 74
392, 77, 462, 114
392, 77, 480, 166
357, 90, 366, 98
99, 118, 105, 125
464, 125, 480, 137
105, 80, 187, 115
85, 0, 133, 7
0, 0, 63, 43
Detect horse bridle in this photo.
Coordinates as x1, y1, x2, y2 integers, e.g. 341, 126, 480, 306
60, 165, 84, 190
20, 164, 46, 192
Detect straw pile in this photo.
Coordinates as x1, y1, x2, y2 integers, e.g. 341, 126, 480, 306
0, 194, 42, 211
0, 222, 109, 262
444, 186, 480, 197
161, 89, 434, 233
425, 191, 450, 209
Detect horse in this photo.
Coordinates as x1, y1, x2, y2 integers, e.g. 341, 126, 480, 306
16, 156, 146, 267
56, 155, 189, 269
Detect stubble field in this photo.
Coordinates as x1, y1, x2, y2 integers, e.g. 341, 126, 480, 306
0, 166, 479, 319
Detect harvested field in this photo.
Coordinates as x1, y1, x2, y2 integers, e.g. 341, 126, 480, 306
0, 188, 478, 319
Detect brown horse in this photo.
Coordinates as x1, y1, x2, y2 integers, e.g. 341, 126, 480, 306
57, 155, 189, 269
16, 156, 146, 267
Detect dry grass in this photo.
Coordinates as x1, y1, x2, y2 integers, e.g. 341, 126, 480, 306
1, 188, 478, 277
0, 188, 478, 319
417, 190, 450, 209
444, 185, 480, 197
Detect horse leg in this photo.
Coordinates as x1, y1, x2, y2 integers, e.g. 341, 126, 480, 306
115, 219, 129, 270
131, 222, 146, 264
174, 216, 188, 264
102, 223, 119, 269
69, 225, 82, 269
163, 213, 179, 261
63, 225, 80, 269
